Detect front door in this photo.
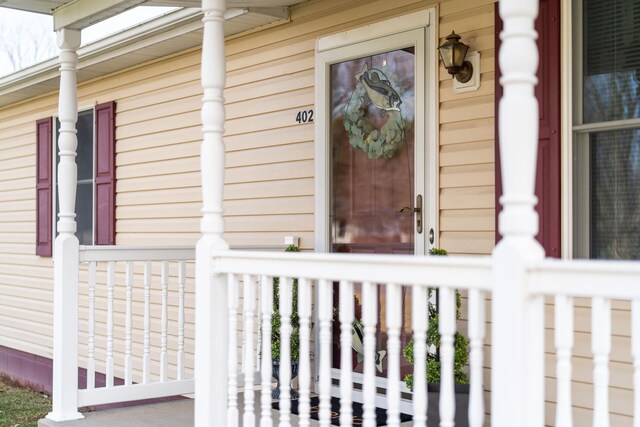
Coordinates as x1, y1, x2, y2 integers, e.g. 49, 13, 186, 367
316, 10, 436, 404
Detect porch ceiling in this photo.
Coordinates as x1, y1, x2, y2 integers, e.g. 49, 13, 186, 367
0, 1, 308, 108
0, 0, 307, 29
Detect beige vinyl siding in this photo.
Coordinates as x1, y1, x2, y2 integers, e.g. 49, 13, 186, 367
438, 0, 496, 256
0, 95, 58, 359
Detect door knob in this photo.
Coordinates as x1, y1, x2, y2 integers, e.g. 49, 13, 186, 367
399, 195, 423, 234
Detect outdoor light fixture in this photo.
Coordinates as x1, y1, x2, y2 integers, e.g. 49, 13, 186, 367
438, 30, 473, 83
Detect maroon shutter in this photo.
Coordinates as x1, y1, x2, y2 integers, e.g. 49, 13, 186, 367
95, 101, 116, 245
494, 0, 561, 257
36, 118, 53, 256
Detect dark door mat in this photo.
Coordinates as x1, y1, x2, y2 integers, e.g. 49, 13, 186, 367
272, 396, 412, 426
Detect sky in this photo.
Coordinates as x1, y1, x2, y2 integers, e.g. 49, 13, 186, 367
0, 6, 179, 77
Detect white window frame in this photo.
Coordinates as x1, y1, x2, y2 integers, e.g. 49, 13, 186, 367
565, 0, 640, 258
52, 106, 97, 248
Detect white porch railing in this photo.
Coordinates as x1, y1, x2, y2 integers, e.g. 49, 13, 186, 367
209, 250, 640, 427
213, 250, 493, 426
529, 259, 640, 426
75, 246, 195, 407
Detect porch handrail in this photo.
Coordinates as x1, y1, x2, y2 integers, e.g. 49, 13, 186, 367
528, 258, 640, 298
79, 244, 287, 262
79, 245, 195, 262
213, 250, 493, 289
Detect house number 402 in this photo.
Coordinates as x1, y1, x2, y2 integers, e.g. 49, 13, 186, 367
295, 109, 314, 124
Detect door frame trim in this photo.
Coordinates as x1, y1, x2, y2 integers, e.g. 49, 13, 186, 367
313, 8, 438, 407
314, 7, 438, 256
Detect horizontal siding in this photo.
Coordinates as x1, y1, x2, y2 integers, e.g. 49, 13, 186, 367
438, 0, 496, 257
0, 92, 58, 360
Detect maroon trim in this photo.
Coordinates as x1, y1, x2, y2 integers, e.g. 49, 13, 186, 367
0, 344, 52, 393
36, 117, 53, 257
94, 101, 116, 245
494, 0, 561, 257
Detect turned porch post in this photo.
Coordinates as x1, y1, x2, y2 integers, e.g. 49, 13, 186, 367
46, 28, 83, 422
195, 0, 229, 426
492, 0, 545, 426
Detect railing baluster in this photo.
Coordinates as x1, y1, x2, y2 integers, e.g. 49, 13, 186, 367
243, 274, 256, 427
339, 280, 354, 426
143, 261, 151, 384
298, 278, 312, 427
106, 261, 115, 388
592, 297, 611, 427
124, 262, 133, 386
75, 249, 195, 411
160, 261, 169, 382
386, 283, 401, 427
362, 280, 377, 427
177, 261, 186, 381
439, 286, 456, 427
633, 299, 640, 427
468, 289, 485, 427
87, 261, 96, 390
260, 275, 274, 427
555, 294, 573, 426
412, 285, 428, 427
256, 277, 262, 372
278, 277, 293, 427
228, 273, 239, 427
318, 278, 333, 427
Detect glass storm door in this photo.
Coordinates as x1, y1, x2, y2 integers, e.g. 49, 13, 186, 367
328, 45, 425, 384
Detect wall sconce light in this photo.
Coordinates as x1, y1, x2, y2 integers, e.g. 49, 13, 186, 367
438, 30, 473, 83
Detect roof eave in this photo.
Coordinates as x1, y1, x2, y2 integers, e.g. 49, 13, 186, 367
0, 6, 291, 108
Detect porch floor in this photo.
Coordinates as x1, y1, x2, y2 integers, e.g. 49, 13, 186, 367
37, 392, 420, 426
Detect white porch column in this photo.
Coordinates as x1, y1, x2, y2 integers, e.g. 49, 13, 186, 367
195, 1, 229, 426
491, 1, 544, 427
47, 28, 83, 422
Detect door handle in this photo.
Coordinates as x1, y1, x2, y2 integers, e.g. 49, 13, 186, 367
399, 194, 423, 234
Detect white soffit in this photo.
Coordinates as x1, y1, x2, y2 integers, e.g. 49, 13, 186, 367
0, 4, 300, 107
53, 0, 148, 30
0, 0, 67, 15
148, 0, 306, 7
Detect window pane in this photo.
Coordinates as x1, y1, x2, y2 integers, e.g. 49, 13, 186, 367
54, 109, 94, 245
583, 0, 640, 123
590, 129, 640, 259
55, 110, 94, 179
76, 183, 93, 245
329, 48, 415, 254
76, 110, 94, 181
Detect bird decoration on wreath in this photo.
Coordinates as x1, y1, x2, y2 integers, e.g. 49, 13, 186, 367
356, 63, 402, 112
343, 63, 406, 159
